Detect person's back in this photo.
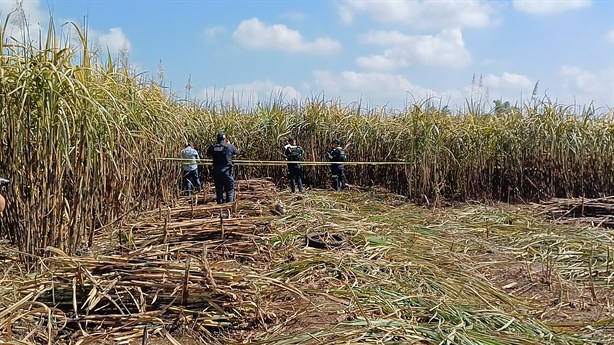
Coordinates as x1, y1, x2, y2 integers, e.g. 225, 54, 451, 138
328, 143, 347, 168
209, 142, 233, 170
180, 142, 201, 194
284, 142, 304, 166
206, 132, 239, 203
284, 137, 304, 193
181, 145, 199, 171
327, 139, 347, 190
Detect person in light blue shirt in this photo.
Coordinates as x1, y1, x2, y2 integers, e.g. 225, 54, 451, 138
181, 141, 202, 195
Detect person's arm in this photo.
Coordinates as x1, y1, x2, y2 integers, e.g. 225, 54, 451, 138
298, 147, 305, 160
206, 145, 213, 158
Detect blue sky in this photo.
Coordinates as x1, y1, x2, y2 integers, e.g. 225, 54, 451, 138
1, 0, 613, 112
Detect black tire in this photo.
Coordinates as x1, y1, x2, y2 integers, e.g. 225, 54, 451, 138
305, 232, 346, 249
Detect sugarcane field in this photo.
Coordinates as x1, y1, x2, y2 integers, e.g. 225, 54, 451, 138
1, 15, 614, 345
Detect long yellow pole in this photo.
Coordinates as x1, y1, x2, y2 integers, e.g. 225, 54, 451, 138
156, 158, 411, 166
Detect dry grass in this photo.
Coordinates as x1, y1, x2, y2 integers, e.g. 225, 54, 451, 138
1, 181, 613, 344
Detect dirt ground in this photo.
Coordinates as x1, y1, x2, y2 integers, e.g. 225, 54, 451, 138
482, 256, 614, 327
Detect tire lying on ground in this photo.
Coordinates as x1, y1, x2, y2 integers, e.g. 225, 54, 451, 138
305, 232, 346, 249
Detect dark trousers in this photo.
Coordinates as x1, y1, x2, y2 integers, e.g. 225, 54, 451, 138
213, 169, 235, 204
288, 164, 303, 193
183, 169, 201, 195
330, 165, 346, 190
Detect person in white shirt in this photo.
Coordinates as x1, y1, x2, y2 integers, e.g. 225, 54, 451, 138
181, 141, 202, 195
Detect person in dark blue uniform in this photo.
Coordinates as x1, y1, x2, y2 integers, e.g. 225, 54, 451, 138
206, 132, 239, 204
327, 138, 347, 190
284, 136, 304, 193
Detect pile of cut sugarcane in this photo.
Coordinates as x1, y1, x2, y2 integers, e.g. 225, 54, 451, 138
536, 196, 614, 228
2, 179, 286, 344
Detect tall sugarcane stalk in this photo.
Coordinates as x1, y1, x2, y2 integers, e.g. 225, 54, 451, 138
1, 14, 613, 260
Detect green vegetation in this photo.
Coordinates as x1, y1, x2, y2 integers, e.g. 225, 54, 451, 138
0, 16, 612, 259
1, 11, 612, 345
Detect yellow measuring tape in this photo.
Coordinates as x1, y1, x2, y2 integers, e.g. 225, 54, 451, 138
156, 158, 410, 166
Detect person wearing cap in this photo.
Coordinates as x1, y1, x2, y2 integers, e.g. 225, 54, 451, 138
283, 136, 304, 193
206, 132, 240, 204
180, 141, 202, 195
327, 138, 347, 190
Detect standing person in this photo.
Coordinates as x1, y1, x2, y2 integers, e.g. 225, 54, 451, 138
327, 138, 347, 190
181, 141, 202, 195
206, 132, 239, 204
284, 136, 304, 193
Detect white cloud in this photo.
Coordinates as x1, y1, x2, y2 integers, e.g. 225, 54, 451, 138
357, 29, 471, 70
0, 0, 46, 39
483, 72, 533, 89
198, 71, 439, 110
309, 70, 436, 108
233, 18, 341, 54
513, 0, 591, 15
356, 50, 407, 72
0, 0, 132, 66
337, 1, 410, 25
480, 72, 535, 103
360, 30, 416, 46
195, 70, 588, 113
337, 0, 496, 29
606, 29, 614, 43
98, 27, 131, 55
559, 65, 614, 106
336, 3, 354, 24
0, 1, 132, 60
198, 81, 301, 108
204, 26, 225, 41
